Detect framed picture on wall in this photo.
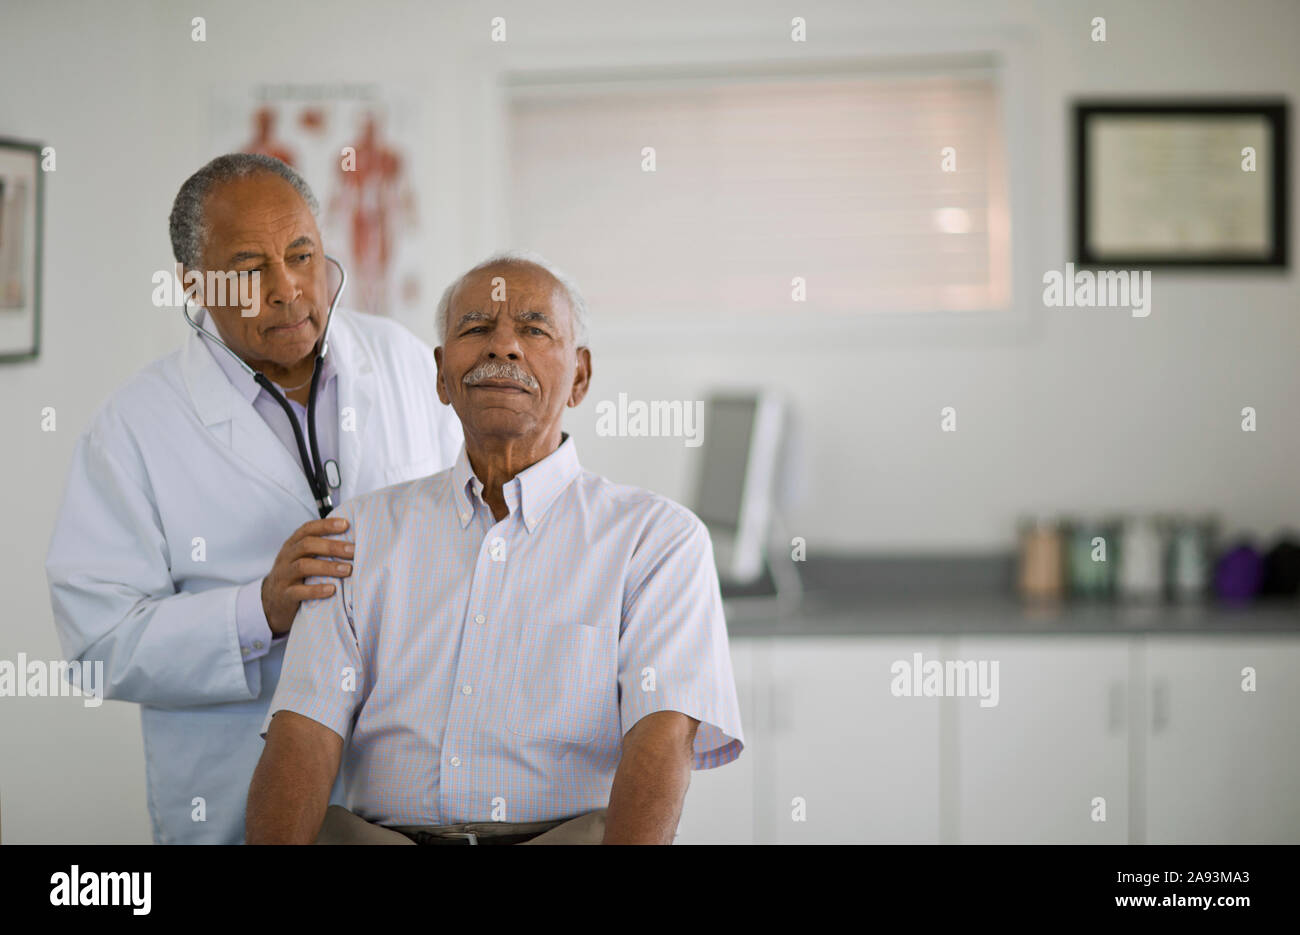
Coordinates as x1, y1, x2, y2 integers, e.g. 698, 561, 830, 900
1074, 100, 1289, 268
0, 137, 43, 361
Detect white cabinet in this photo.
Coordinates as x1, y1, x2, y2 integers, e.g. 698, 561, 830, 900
675, 630, 1300, 845
759, 636, 943, 844
954, 636, 1130, 843
1143, 636, 1300, 844
675, 639, 757, 844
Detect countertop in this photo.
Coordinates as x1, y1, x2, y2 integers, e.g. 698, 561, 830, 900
720, 554, 1300, 637
725, 596, 1300, 637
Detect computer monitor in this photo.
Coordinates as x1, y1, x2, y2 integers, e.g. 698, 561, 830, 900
692, 391, 788, 586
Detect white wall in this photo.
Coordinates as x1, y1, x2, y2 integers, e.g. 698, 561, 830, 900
1, 0, 1296, 842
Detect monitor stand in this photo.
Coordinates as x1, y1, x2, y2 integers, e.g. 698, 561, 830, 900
720, 514, 803, 622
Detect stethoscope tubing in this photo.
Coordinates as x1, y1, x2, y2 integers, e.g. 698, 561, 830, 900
181, 255, 348, 518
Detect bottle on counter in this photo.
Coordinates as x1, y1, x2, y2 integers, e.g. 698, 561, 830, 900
1166, 514, 1216, 603
1116, 515, 1166, 603
1214, 540, 1265, 604
1062, 516, 1118, 600
1017, 516, 1064, 603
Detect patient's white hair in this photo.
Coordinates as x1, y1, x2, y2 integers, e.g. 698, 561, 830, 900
436, 250, 589, 348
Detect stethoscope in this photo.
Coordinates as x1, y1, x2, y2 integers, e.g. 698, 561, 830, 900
182, 255, 348, 519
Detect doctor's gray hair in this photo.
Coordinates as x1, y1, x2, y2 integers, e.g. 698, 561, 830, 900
436, 250, 590, 348
169, 153, 320, 269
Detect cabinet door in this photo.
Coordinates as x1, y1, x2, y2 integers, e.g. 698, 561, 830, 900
674, 639, 757, 844
955, 637, 1130, 843
762, 636, 943, 844
1144, 636, 1300, 844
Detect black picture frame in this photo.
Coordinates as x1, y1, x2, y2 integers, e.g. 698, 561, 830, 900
0, 136, 44, 362
1074, 100, 1289, 269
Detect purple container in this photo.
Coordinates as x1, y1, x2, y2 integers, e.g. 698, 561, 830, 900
1213, 545, 1265, 603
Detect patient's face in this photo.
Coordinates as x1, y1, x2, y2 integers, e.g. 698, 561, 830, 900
435, 262, 590, 446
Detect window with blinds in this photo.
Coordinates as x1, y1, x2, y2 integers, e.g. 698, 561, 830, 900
505, 67, 1011, 324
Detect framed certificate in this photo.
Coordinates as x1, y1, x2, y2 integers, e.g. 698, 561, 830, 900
0, 137, 43, 361
1074, 101, 1288, 268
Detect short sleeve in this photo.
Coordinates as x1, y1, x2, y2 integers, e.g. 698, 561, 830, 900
259, 506, 365, 741
617, 508, 744, 769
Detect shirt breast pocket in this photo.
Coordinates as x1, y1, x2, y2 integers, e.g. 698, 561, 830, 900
507, 621, 618, 745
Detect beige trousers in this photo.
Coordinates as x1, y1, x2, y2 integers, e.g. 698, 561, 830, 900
315, 804, 607, 845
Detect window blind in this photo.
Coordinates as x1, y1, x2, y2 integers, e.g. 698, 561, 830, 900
507, 69, 1011, 322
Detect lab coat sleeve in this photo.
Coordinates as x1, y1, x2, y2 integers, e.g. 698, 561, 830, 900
235, 578, 279, 661
46, 429, 263, 708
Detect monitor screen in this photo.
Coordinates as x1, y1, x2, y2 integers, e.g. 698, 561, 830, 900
693, 396, 757, 534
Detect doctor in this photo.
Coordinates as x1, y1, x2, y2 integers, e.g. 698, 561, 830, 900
45, 153, 462, 844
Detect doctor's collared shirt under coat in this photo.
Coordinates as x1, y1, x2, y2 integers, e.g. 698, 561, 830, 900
45, 307, 462, 844
263, 435, 745, 826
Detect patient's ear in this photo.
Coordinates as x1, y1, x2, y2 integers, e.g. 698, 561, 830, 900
568, 347, 591, 407
434, 346, 451, 406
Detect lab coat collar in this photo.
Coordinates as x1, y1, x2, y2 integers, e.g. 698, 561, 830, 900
451, 432, 580, 532
327, 311, 376, 507
179, 306, 240, 428
179, 306, 374, 515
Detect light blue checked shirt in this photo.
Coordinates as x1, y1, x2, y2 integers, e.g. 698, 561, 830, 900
261, 433, 744, 825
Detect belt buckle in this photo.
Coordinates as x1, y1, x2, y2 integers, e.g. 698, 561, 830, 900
441, 831, 478, 845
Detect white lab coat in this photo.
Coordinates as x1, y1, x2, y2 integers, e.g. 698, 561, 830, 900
45, 307, 462, 843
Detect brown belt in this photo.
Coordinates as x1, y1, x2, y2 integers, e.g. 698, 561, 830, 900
390, 817, 568, 846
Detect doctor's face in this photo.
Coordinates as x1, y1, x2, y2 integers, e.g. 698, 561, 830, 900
435, 263, 591, 447
189, 173, 329, 370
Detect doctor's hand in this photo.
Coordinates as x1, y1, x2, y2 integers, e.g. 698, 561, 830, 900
261, 517, 354, 637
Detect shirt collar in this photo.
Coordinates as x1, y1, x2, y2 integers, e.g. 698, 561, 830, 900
451, 433, 581, 533
196, 306, 338, 405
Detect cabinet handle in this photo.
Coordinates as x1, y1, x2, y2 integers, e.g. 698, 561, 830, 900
1151, 678, 1170, 734
1107, 679, 1125, 734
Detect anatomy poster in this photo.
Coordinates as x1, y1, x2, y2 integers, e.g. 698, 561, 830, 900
209, 83, 422, 320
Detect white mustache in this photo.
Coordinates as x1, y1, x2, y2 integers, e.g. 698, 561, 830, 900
463, 360, 539, 391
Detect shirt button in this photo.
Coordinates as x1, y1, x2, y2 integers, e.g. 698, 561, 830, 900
450, 756, 461, 767
474, 614, 485, 624
460, 513, 468, 523
461, 684, 472, 695
253, 640, 264, 650
240, 647, 250, 657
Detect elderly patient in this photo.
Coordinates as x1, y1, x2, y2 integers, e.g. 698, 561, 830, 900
245, 252, 743, 845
